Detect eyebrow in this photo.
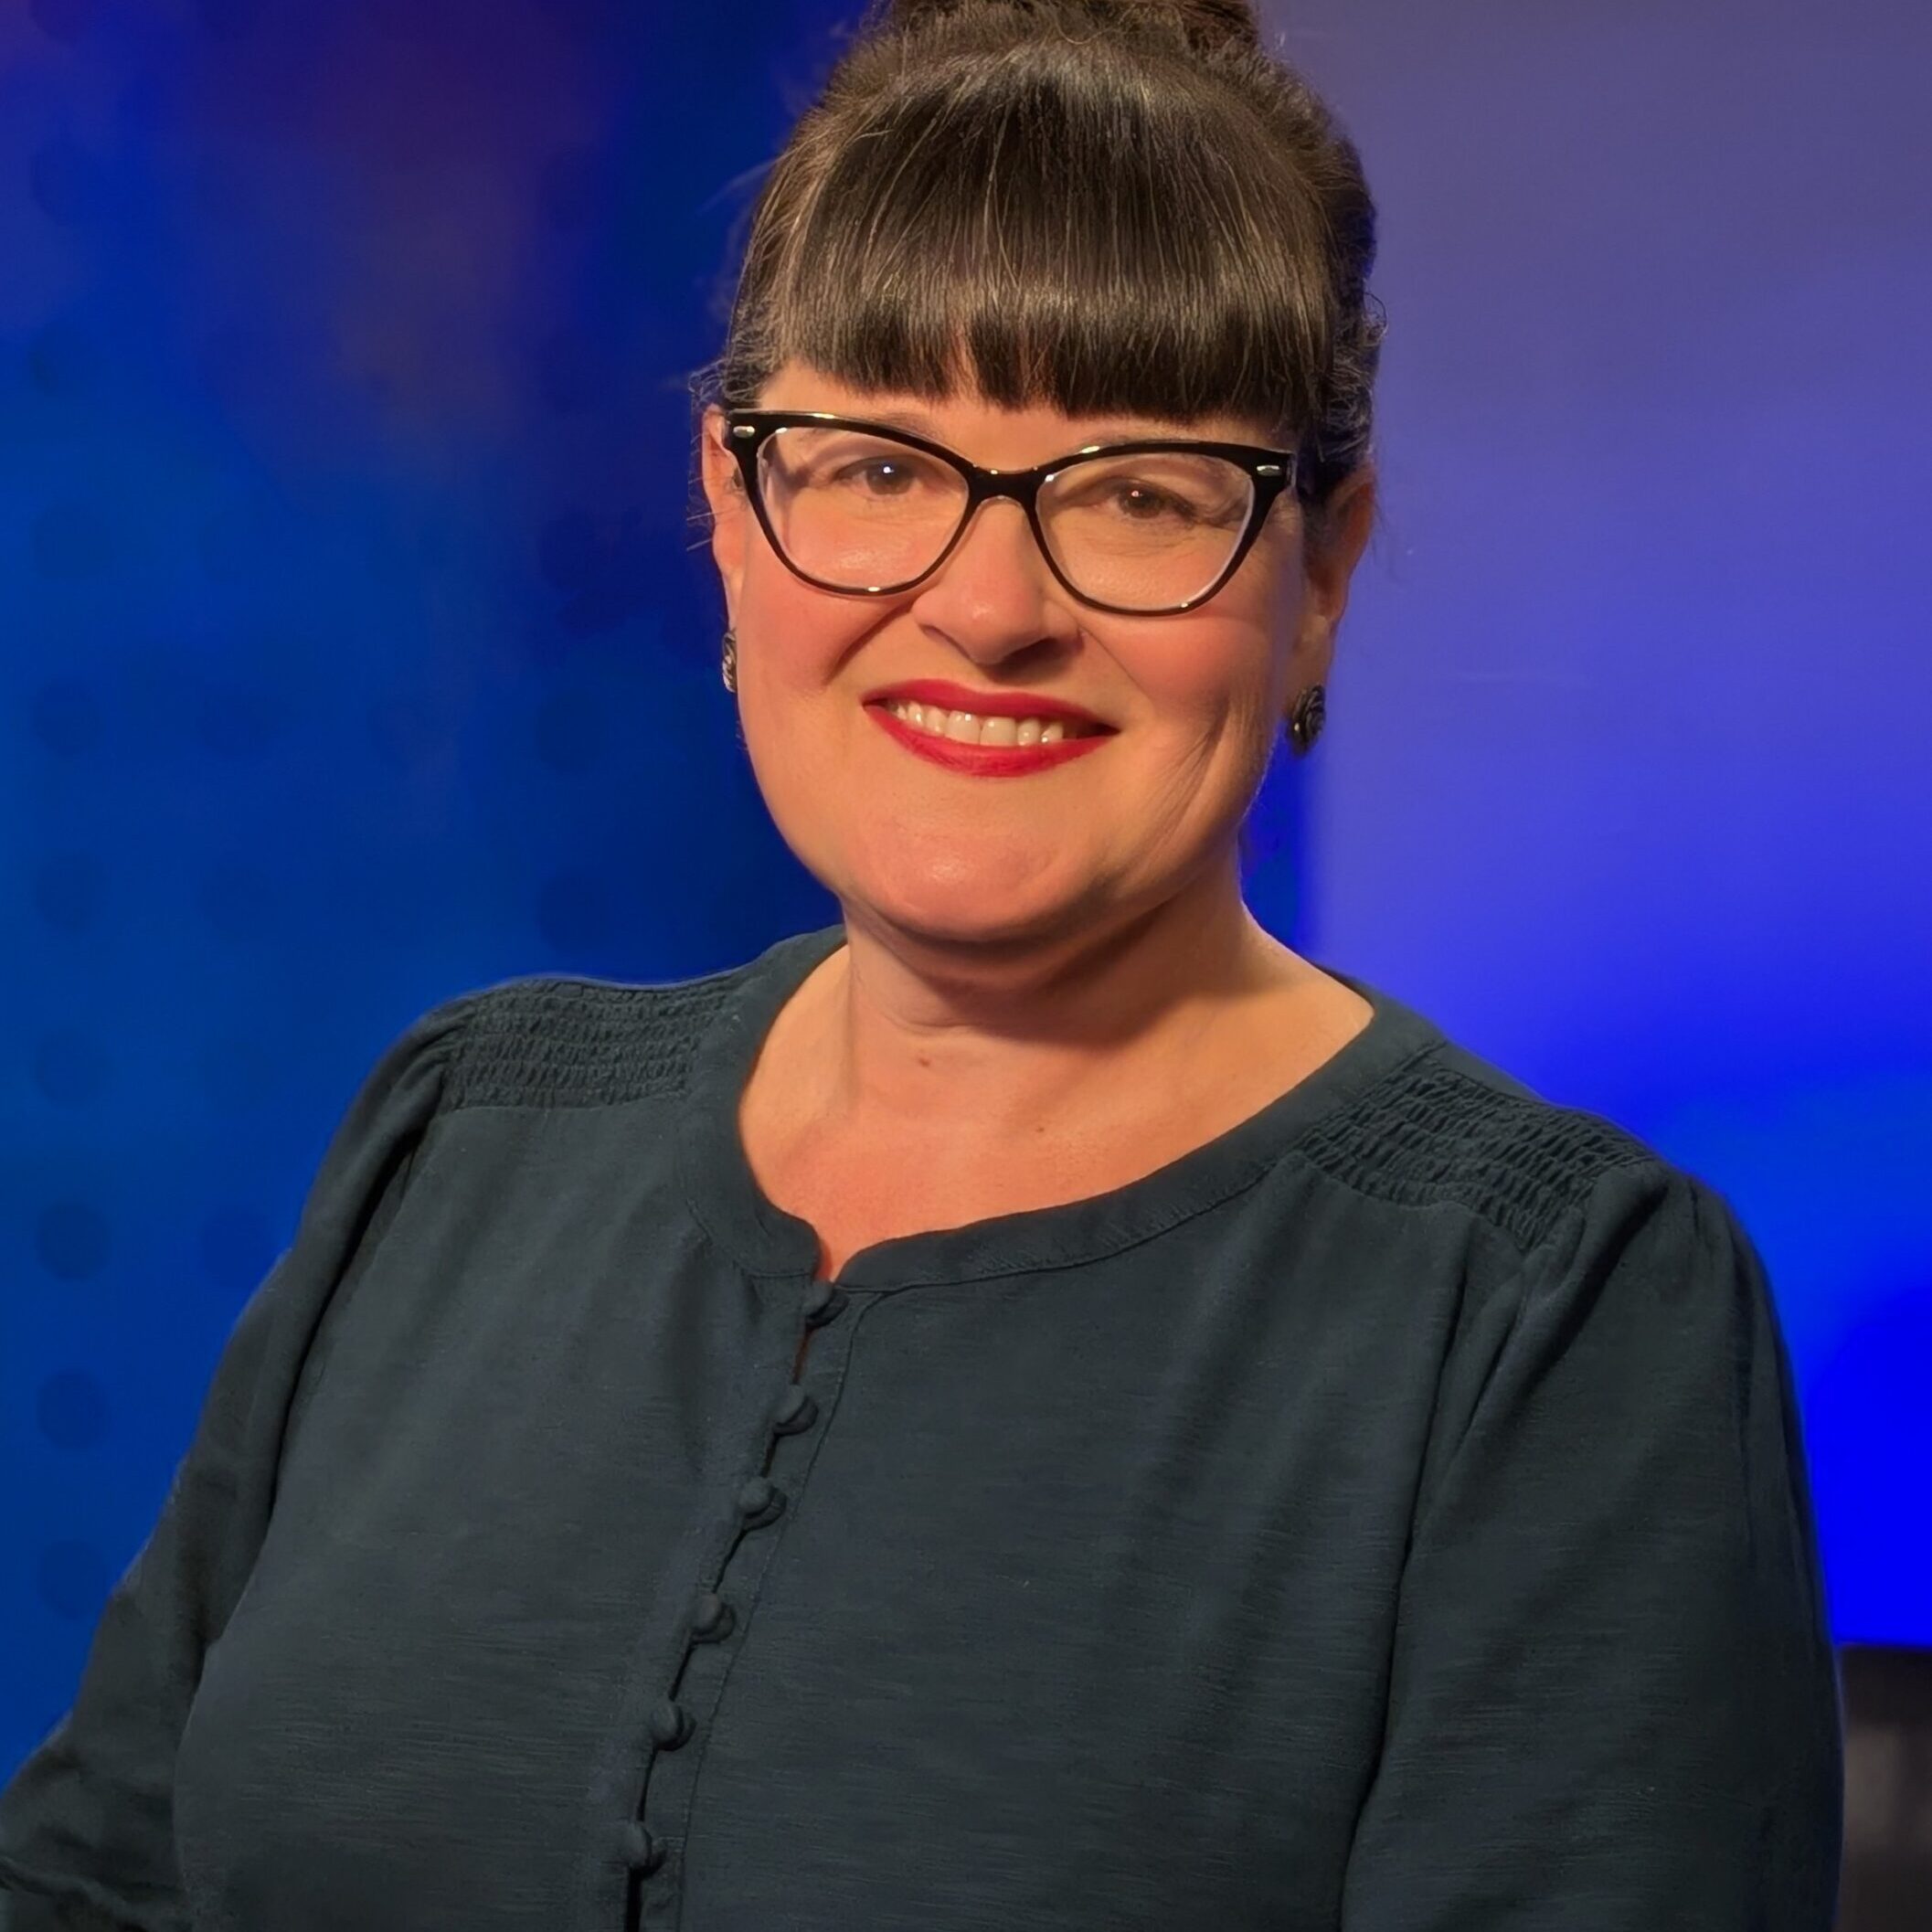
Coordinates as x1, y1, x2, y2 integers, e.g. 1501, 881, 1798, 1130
854, 404, 1204, 448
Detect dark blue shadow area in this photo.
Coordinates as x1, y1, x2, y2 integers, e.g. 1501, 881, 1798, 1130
2, 0, 874, 1773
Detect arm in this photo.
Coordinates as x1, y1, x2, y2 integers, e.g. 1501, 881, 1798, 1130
1340, 1157, 1842, 1931
0, 995, 472, 1931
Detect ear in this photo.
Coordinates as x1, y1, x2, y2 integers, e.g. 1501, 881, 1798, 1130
698, 406, 750, 626
1291, 464, 1378, 682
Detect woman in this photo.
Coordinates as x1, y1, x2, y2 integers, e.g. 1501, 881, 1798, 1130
0, 1, 1842, 1927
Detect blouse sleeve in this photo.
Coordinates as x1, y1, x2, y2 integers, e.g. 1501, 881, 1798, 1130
1338, 1156, 1843, 1931
0, 993, 473, 1932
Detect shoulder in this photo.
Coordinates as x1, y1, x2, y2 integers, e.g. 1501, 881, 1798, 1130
1303, 1024, 1783, 1440
1293, 1014, 1715, 1264
286, 950, 764, 1322
402, 953, 757, 1116
1313, 1034, 1794, 1545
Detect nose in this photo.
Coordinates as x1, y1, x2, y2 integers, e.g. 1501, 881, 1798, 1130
911, 494, 1081, 661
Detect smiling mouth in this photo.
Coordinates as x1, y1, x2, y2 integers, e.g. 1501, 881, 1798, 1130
868, 697, 1111, 746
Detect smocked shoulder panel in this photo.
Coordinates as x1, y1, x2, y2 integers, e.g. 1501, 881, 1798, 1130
440, 969, 739, 1112
430, 956, 1659, 1258
1296, 1046, 1658, 1255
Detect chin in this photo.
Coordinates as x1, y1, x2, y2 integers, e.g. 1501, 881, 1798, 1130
842, 869, 1106, 953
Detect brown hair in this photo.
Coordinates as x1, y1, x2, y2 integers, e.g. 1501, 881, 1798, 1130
691, 0, 1385, 554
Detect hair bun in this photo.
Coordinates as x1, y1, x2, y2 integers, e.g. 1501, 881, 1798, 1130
882, 0, 1261, 57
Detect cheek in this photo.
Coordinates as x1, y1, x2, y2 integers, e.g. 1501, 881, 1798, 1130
1124, 614, 1277, 730
738, 568, 879, 697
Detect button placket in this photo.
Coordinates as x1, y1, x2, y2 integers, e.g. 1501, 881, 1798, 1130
801, 1279, 849, 1330
614, 1819, 665, 1875
770, 1381, 818, 1436
626, 1282, 865, 1928
736, 1474, 786, 1530
647, 1698, 695, 1751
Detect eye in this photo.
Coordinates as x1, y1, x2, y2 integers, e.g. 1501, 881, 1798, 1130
833, 458, 918, 495
1050, 452, 1249, 530
1061, 474, 1200, 525
1107, 482, 1194, 523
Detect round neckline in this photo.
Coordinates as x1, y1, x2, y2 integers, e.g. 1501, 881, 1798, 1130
674, 921, 1446, 1290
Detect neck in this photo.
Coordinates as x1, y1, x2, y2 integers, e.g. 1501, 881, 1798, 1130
801, 858, 1308, 1151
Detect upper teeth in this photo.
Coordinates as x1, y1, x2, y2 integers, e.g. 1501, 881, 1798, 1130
880, 699, 1098, 746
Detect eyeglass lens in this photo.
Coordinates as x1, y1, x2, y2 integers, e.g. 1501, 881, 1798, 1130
755, 425, 1256, 610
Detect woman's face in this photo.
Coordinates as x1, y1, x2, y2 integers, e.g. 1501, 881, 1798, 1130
700, 360, 1374, 951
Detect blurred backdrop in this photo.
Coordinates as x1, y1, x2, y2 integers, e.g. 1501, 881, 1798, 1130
5, 0, 1929, 1906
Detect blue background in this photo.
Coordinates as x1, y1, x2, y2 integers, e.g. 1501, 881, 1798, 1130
5, 0, 1927, 1778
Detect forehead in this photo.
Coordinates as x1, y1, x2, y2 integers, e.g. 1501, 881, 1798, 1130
755, 361, 1277, 453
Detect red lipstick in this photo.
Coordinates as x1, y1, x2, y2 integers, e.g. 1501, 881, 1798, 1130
865, 700, 1115, 778
860, 679, 1115, 733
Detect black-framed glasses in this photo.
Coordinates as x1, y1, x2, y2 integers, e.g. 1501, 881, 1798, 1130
722, 409, 1300, 617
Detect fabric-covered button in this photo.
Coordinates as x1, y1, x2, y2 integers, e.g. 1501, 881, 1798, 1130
737, 1475, 786, 1527
689, 1590, 735, 1643
801, 1280, 848, 1327
616, 1820, 665, 1874
771, 1385, 818, 1435
647, 1698, 694, 1750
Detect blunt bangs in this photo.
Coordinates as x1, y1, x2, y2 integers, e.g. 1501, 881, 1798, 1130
727, 46, 1332, 447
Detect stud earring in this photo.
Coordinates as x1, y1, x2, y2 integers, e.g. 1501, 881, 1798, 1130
721, 627, 738, 695
1288, 683, 1325, 756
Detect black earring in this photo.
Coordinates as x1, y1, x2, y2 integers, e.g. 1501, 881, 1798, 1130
1288, 684, 1325, 756
721, 627, 738, 694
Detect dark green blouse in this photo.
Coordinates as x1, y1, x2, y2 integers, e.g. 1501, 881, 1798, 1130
0, 921, 1842, 1930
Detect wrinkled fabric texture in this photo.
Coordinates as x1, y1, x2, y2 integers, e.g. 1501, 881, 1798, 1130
0, 922, 1842, 1931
